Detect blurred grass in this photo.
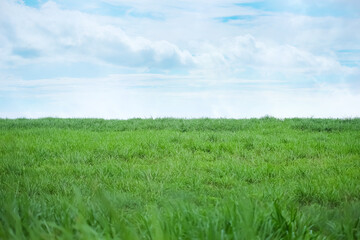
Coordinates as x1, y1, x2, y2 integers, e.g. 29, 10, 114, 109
0, 118, 359, 239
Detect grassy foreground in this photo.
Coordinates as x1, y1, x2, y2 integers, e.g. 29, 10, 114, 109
0, 118, 359, 239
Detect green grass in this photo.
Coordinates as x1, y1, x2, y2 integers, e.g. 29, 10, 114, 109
0, 118, 359, 239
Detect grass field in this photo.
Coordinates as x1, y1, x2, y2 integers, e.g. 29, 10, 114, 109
0, 118, 360, 239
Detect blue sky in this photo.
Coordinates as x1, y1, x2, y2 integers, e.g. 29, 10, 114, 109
0, 0, 359, 118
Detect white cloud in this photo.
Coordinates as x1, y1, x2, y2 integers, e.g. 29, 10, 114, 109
0, 0, 194, 70
1, 0, 356, 75
191, 34, 349, 84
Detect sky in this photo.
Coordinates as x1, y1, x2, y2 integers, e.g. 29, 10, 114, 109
0, 0, 360, 118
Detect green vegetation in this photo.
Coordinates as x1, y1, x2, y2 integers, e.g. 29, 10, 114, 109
1, 118, 360, 239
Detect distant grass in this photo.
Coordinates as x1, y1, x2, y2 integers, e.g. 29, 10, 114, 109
0, 118, 359, 239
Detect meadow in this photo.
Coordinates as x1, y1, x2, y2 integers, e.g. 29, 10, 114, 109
0, 118, 359, 239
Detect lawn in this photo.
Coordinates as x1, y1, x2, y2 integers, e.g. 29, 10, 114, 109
0, 118, 359, 239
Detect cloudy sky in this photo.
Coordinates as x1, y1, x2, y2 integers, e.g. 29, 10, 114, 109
1, 0, 359, 118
